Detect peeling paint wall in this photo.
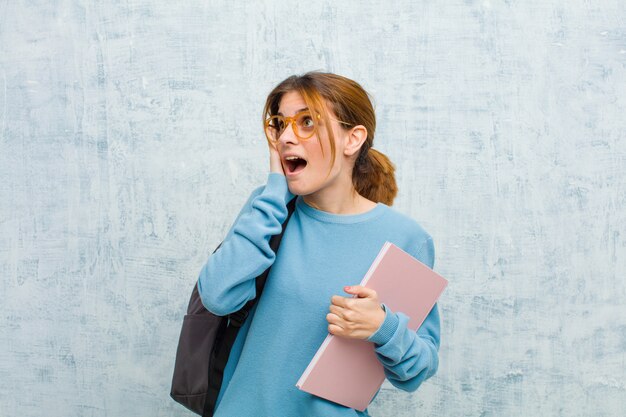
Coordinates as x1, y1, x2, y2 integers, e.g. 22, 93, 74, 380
1, 1, 625, 416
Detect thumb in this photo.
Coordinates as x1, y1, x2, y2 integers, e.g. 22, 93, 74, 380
344, 285, 375, 298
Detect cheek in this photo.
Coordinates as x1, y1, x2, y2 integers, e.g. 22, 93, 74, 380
303, 141, 323, 166
307, 151, 334, 177
307, 136, 335, 169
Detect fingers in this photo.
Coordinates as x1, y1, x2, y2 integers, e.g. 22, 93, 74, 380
344, 285, 377, 298
329, 304, 357, 325
326, 312, 344, 328
268, 140, 285, 175
329, 304, 346, 319
327, 323, 344, 335
330, 294, 350, 308
331, 287, 378, 308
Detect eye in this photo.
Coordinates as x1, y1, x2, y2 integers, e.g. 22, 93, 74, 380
297, 113, 315, 130
270, 117, 285, 130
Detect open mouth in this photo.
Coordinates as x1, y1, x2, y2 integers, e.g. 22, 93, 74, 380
284, 157, 308, 175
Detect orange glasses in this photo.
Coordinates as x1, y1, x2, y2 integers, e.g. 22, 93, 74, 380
264, 110, 352, 143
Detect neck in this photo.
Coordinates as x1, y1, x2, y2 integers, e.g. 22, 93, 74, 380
303, 192, 362, 215
301, 171, 372, 215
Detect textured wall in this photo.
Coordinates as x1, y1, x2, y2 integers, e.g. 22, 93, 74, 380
1, 1, 625, 416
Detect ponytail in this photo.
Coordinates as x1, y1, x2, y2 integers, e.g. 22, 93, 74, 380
352, 145, 398, 206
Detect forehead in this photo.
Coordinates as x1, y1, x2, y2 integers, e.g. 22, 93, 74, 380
277, 91, 307, 115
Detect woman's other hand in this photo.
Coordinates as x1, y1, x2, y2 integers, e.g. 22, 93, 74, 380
327, 286, 386, 340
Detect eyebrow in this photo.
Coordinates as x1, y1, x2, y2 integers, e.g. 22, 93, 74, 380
277, 107, 308, 116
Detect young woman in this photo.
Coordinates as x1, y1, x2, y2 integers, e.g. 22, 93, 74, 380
197, 71, 440, 416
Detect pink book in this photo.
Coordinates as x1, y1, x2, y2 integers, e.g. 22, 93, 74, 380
295, 241, 448, 411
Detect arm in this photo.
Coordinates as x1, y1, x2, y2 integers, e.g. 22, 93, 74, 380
366, 237, 441, 392
197, 173, 294, 316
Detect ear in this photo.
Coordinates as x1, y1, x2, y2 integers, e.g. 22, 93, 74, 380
342, 125, 368, 158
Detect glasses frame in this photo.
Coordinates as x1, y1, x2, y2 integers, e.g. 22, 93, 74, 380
264, 110, 353, 143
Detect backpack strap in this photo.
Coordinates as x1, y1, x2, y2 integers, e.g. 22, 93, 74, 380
203, 196, 297, 417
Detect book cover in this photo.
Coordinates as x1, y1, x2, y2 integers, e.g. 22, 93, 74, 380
295, 241, 448, 411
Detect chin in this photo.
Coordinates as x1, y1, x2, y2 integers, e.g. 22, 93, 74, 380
287, 182, 316, 197
286, 182, 302, 195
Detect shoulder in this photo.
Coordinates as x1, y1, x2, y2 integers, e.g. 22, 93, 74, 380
381, 205, 433, 242
379, 205, 435, 265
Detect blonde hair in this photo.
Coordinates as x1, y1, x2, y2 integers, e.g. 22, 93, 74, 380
262, 71, 398, 205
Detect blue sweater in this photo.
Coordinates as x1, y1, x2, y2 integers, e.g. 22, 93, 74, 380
198, 173, 441, 417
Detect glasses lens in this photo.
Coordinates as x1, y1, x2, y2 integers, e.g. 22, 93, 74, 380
265, 116, 284, 142
295, 112, 315, 139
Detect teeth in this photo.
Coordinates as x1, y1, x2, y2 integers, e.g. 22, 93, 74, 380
285, 156, 301, 161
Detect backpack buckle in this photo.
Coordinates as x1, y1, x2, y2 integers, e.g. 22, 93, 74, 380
228, 309, 249, 328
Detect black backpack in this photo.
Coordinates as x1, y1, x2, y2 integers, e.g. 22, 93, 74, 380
170, 197, 297, 416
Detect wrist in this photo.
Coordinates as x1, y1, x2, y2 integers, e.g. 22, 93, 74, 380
367, 303, 400, 346
376, 303, 385, 327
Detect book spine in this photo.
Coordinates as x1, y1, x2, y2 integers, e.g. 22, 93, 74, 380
295, 333, 334, 388
358, 241, 391, 289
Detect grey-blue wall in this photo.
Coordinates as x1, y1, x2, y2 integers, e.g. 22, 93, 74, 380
1, 1, 624, 416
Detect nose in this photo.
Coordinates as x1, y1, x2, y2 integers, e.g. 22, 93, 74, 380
278, 121, 299, 146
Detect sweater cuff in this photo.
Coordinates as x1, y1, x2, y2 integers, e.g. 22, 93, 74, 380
367, 303, 400, 346
266, 172, 295, 204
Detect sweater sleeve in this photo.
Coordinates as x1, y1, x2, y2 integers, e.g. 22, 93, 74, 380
197, 172, 295, 316
365, 237, 441, 392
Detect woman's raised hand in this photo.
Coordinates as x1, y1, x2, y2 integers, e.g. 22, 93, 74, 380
268, 140, 286, 175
